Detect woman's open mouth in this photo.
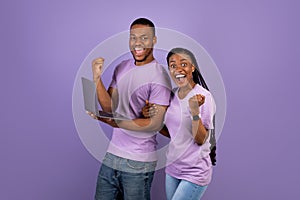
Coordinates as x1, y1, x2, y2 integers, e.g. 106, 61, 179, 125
175, 74, 186, 83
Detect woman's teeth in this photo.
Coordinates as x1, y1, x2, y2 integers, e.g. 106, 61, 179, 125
175, 74, 186, 79
175, 74, 186, 82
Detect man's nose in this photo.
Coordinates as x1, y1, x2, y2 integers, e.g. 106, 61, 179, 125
134, 37, 143, 45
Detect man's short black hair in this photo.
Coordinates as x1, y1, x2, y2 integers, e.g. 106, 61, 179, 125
130, 18, 155, 36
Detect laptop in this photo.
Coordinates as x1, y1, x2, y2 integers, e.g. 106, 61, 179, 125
81, 77, 129, 120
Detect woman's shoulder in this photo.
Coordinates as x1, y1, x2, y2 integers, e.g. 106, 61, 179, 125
194, 84, 211, 96
194, 84, 216, 109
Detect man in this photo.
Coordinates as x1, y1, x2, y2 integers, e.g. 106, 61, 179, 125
91, 18, 171, 200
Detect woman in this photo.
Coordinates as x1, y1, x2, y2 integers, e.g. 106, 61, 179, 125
143, 47, 216, 200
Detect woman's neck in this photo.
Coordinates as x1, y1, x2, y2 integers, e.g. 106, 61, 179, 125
178, 82, 196, 99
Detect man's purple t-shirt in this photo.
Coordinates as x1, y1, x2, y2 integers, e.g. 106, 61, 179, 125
164, 84, 216, 186
107, 59, 171, 162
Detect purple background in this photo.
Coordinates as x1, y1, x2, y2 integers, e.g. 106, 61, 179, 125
1, 0, 299, 199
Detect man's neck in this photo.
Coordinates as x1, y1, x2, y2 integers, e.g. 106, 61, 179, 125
135, 55, 155, 66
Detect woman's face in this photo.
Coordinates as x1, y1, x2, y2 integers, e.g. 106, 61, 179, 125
168, 53, 195, 88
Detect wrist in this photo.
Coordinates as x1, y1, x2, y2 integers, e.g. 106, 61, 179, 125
191, 114, 201, 121
93, 77, 100, 84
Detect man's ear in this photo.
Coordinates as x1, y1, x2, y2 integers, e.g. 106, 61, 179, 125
153, 36, 157, 45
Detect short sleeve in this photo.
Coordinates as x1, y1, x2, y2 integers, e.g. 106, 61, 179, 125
148, 65, 172, 106
200, 92, 216, 129
148, 83, 171, 106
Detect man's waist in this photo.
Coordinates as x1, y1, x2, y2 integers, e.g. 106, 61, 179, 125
102, 152, 157, 173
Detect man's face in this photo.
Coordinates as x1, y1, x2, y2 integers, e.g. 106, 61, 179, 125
129, 24, 156, 66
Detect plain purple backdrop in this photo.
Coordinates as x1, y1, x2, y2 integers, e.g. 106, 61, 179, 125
1, 0, 299, 199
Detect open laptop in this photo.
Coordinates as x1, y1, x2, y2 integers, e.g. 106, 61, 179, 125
81, 77, 129, 120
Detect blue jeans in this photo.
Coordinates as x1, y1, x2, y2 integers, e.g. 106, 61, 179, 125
95, 153, 156, 200
165, 174, 208, 200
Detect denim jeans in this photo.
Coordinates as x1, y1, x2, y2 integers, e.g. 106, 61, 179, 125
94, 153, 157, 200
165, 174, 208, 200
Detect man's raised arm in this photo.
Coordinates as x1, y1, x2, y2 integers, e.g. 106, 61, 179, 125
92, 58, 117, 112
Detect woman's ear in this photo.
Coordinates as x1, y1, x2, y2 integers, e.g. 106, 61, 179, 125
192, 64, 196, 72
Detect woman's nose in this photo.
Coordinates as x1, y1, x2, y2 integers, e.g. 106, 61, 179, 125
175, 65, 184, 71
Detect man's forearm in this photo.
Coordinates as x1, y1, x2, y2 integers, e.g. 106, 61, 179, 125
117, 105, 167, 132
95, 79, 113, 112
117, 118, 164, 132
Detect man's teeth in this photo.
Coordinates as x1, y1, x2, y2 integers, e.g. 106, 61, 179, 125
135, 48, 144, 55
175, 74, 186, 79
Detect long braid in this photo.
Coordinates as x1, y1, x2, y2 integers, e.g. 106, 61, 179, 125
194, 70, 217, 166
167, 48, 217, 166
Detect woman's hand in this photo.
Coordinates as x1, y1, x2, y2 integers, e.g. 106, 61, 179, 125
188, 94, 205, 115
142, 100, 158, 118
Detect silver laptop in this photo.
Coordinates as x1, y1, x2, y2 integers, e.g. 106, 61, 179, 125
81, 77, 129, 120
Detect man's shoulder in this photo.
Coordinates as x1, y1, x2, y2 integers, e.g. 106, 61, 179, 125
116, 59, 133, 68
146, 61, 169, 74
114, 59, 134, 73
151, 60, 166, 68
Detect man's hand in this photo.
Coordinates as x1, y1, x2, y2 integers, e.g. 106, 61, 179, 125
86, 111, 119, 128
189, 94, 205, 115
92, 57, 105, 84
